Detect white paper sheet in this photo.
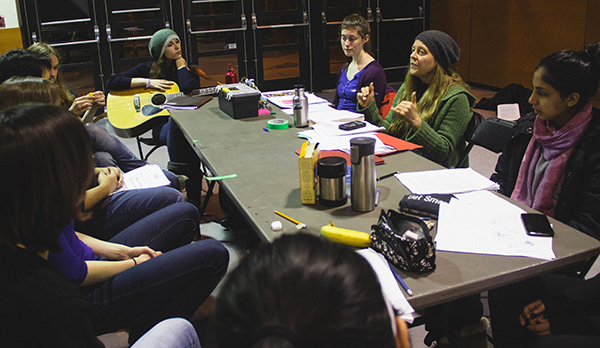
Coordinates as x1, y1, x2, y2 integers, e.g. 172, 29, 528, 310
280, 102, 362, 120
357, 248, 415, 323
302, 132, 395, 154
435, 190, 556, 260
396, 167, 499, 194
311, 121, 385, 138
263, 90, 328, 109
112, 164, 171, 194
306, 103, 364, 123
497, 103, 521, 121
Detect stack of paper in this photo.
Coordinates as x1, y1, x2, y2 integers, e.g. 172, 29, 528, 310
436, 191, 555, 260
394, 168, 555, 260
395, 167, 499, 194
263, 90, 329, 109
357, 248, 415, 323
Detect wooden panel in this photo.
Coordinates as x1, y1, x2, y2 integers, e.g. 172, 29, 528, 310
0, 27, 23, 54
470, 0, 588, 89
585, 0, 600, 47
429, 0, 473, 80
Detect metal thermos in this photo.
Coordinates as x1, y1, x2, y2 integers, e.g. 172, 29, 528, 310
317, 156, 347, 207
293, 84, 309, 127
350, 137, 376, 212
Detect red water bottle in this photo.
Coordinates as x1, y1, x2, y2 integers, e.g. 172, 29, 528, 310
226, 63, 238, 84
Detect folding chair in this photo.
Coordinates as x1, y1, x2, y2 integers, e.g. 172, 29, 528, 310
456, 116, 515, 168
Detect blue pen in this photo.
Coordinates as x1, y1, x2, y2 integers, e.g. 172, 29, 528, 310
388, 262, 413, 296
263, 127, 270, 133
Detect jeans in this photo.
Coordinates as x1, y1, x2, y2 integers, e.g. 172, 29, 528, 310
164, 118, 202, 173
108, 202, 199, 252
87, 122, 147, 171
86, 122, 179, 188
84, 203, 229, 344
76, 187, 185, 242
132, 318, 201, 348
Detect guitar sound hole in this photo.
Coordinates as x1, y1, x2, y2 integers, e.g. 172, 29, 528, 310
151, 94, 167, 105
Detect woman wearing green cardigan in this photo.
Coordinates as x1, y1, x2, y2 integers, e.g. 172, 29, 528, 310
358, 30, 476, 168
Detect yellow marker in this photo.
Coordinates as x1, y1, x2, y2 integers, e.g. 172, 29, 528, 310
274, 210, 306, 229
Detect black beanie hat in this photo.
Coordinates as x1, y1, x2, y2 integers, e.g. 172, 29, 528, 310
415, 30, 460, 71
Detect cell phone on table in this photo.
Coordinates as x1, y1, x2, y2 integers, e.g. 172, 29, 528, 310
521, 213, 554, 237
339, 120, 366, 131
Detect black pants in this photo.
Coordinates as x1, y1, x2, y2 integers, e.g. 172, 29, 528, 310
489, 273, 600, 348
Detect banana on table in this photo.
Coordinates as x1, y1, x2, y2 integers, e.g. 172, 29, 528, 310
320, 223, 371, 248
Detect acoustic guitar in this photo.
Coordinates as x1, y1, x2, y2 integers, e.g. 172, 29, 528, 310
107, 83, 183, 138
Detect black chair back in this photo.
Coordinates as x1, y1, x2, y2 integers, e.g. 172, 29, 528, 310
456, 111, 484, 168
470, 117, 515, 153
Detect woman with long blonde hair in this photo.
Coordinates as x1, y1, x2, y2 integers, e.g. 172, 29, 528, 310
28, 42, 105, 116
358, 30, 476, 168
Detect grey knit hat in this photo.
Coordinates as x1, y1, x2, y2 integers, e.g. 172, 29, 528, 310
149, 29, 179, 61
415, 30, 460, 71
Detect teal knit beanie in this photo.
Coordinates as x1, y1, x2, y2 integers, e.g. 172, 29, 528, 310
149, 29, 179, 61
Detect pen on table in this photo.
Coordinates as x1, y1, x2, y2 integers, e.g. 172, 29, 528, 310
377, 171, 399, 181
274, 210, 307, 229
375, 189, 380, 207
263, 127, 270, 133
388, 262, 413, 296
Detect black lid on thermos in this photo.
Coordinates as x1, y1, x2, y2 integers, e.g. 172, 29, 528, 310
350, 137, 376, 164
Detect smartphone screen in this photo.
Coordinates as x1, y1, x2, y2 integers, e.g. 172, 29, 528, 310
521, 213, 554, 237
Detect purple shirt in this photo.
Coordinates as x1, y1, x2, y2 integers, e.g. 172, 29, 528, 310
332, 60, 392, 110
337, 68, 364, 112
47, 220, 96, 286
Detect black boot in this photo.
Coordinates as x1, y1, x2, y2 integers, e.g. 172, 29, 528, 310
167, 161, 203, 209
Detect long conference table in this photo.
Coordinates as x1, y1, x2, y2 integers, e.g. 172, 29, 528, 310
170, 98, 600, 311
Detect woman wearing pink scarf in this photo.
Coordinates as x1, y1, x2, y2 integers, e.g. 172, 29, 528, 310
492, 42, 600, 240
489, 42, 600, 348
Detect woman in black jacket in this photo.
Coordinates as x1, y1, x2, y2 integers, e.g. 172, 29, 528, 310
489, 41, 600, 348
491, 42, 600, 241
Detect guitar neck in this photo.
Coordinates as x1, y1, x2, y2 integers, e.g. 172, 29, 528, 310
165, 92, 185, 101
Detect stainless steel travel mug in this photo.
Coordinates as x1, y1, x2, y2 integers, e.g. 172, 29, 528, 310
350, 137, 376, 212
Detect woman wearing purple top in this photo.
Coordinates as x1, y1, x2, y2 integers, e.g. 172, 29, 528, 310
332, 14, 390, 112
0, 103, 209, 347
0, 103, 229, 346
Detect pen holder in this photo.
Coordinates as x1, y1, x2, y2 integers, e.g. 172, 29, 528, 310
370, 209, 436, 274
